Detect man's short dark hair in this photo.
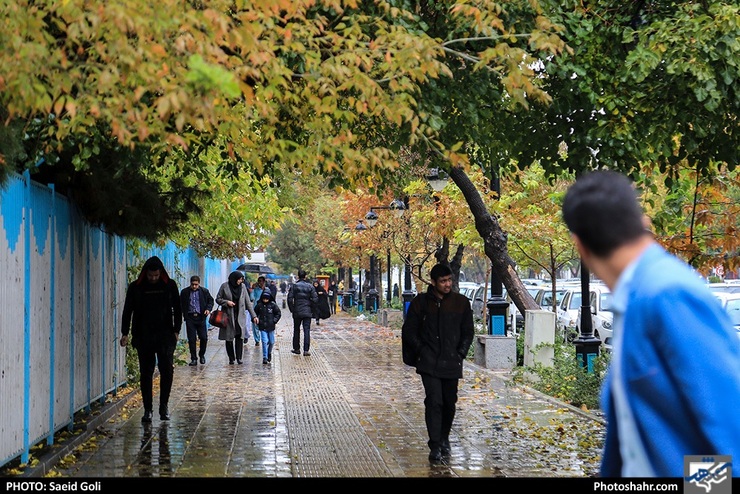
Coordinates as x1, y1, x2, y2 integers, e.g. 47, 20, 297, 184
190, 275, 200, 283
430, 263, 452, 281
562, 170, 646, 257
298, 269, 307, 279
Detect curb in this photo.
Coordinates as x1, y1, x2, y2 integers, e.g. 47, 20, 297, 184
17, 388, 138, 478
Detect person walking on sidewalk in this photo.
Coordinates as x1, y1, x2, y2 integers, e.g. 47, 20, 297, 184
402, 263, 474, 463
249, 276, 268, 346
327, 280, 338, 314
120, 256, 182, 423
287, 269, 318, 356
180, 275, 214, 366
562, 170, 740, 477
313, 279, 331, 325
216, 271, 258, 365
254, 288, 282, 364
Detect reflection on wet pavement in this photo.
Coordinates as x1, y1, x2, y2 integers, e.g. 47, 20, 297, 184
50, 294, 604, 478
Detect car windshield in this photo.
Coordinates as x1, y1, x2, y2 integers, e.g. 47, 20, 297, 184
725, 299, 740, 326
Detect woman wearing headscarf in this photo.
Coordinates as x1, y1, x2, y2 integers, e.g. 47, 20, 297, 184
216, 271, 258, 364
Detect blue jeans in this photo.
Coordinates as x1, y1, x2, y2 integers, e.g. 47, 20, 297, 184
260, 330, 275, 359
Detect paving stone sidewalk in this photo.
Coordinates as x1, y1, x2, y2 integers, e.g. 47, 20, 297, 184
18, 296, 605, 478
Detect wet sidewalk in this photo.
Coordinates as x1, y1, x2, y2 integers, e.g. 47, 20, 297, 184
20, 297, 605, 478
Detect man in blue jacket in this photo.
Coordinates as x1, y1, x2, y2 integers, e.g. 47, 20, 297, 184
562, 170, 740, 477
402, 263, 474, 463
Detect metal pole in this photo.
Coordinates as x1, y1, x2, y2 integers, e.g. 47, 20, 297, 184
386, 249, 392, 306
574, 261, 600, 372
486, 167, 509, 335
366, 254, 379, 313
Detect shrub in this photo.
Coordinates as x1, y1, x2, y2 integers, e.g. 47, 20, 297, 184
511, 340, 610, 410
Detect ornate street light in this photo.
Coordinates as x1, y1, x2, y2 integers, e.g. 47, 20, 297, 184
354, 219, 368, 311
362, 200, 406, 313
487, 167, 510, 336
425, 168, 449, 193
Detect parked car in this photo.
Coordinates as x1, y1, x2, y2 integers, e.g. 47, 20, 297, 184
575, 284, 614, 350
458, 281, 481, 304
707, 282, 740, 294
470, 283, 543, 335
557, 282, 612, 345
712, 292, 740, 339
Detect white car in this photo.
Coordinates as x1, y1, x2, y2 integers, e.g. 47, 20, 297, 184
558, 282, 612, 345
458, 282, 481, 303
712, 292, 740, 339
575, 284, 614, 350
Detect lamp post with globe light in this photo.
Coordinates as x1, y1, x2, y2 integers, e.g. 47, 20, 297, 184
363, 199, 406, 313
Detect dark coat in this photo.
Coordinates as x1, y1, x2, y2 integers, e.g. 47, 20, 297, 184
179, 285, 214, 320
314, 284, 331, 320
288, 279, 318, 319
254, 289, 282, 332
402, 286, 474, 379
121, 256, 182, 350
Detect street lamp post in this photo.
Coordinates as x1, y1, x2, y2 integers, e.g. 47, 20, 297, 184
354, 219, 368, 312
574, 262, 600, 372
364, 200, 406, 314
485, 166, 510, 336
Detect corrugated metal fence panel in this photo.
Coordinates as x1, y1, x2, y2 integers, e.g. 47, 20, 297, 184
51, 195, 73, 438
26, 178, 54, 454
0, 170, 226, 468
0, 172, 129, 467
0, 173, 28, 464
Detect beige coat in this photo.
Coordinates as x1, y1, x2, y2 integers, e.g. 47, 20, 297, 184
215, 281, 257, 341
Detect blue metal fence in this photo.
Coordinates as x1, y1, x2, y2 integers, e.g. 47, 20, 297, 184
0, 170, 229, 468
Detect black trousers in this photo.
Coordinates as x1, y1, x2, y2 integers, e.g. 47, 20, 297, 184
136, 337, 176, 413
292, 316, 312, 352
224, 323, 244, 362
184, 314, 208, 360
420, 373, 459, 450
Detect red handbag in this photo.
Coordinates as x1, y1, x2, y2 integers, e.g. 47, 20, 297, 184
209, 309, 229, 329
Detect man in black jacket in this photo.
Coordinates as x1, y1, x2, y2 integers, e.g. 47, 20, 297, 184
120, 256, 182, 423
287, 269, 318, 356
179, 275, 214, 366
402, 263, 474, 463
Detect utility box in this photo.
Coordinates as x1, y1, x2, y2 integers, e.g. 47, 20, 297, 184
474, 335, 516, 370
524, 310, 556, 367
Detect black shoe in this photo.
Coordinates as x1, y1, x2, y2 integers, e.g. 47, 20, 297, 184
243, 338, 249, 344
189, 358, 197, 366
428, 447, 442, 463
160, 408, 170, 421
229, 360, 235, 365
291, 349, 300, 355
441, 439, 451, 456
267, 353, 272, 362
316, 320, 320, 325
303, 351, 311, 356
237, 359, 243, 364
142, 410, 153, 423
255, 342, 260, 346
262, 358, 268, 364
199, 356, 206, 364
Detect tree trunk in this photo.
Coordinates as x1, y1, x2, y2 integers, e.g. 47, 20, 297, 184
449, 165, 539, 315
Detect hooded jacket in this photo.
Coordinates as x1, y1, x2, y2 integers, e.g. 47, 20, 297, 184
254, 288, 282, 332
121, 256, 182, 349
402, 285, 474, 379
